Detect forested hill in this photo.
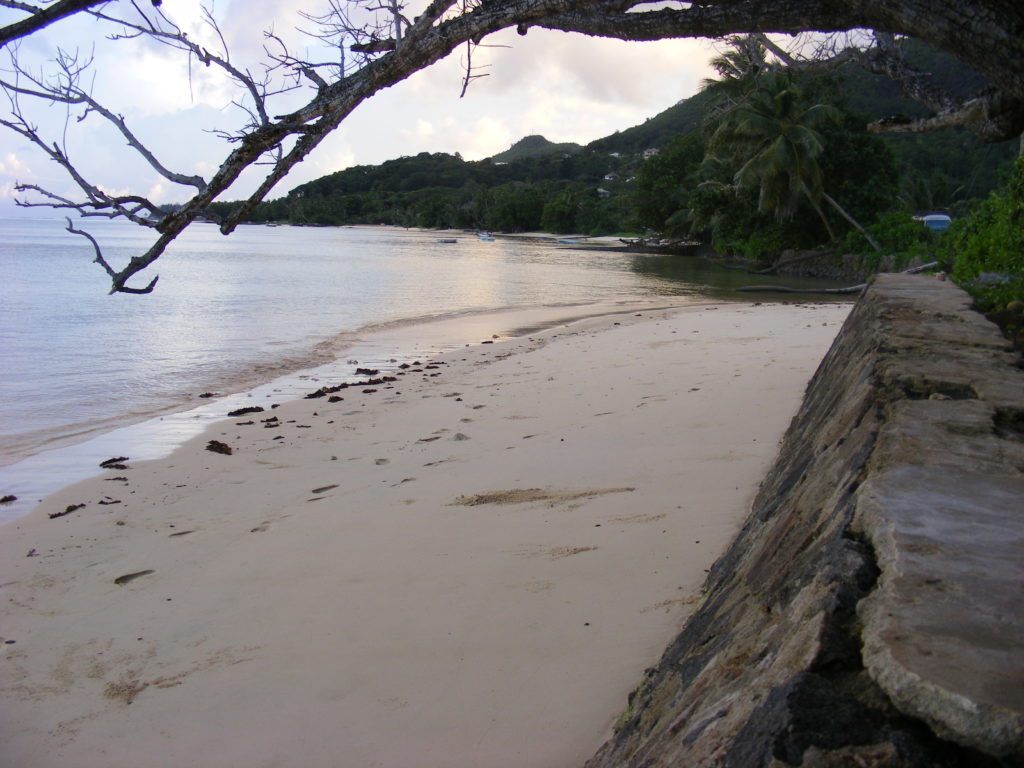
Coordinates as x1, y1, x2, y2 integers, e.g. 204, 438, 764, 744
490, 135, 583, 163
208, 39, 1017, 241
587, 88, 718, 155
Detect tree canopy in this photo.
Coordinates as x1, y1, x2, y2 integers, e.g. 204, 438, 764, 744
1, 0, 1022, 292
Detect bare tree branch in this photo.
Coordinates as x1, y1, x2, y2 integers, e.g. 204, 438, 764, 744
66, 216, 158, 292
1, 95, 162, 225
0, 0, 109, 47
0, 57, 207, 190
88, 5, 284, 132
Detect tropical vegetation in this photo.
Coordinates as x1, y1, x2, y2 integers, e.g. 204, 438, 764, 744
943, 157, 1024, 312
203, 37, 1019, 308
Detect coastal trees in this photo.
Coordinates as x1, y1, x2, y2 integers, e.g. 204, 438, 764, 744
1, 0, 1023, 292
683, 41, 899, 259
710, 75, 837, 235
633, 133, 704, 237
944, 157, 1024, 312
713, 73, 883, 251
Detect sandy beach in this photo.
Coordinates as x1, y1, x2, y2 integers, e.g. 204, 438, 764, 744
0, 299, 850, 768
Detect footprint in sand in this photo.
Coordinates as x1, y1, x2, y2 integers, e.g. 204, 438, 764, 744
514, 545, 598, 560
451, 487, 634, 508
611, 511, 667, 524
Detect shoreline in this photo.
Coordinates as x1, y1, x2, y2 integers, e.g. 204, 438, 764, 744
0, 299, 851, 768
0, 299, 693, 525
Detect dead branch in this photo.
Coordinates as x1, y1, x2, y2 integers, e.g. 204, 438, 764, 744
88, 5, 285, 133
66, 217, 159, 293
0, 0, 110, 48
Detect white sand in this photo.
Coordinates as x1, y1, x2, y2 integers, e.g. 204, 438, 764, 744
0, 300, 850, 768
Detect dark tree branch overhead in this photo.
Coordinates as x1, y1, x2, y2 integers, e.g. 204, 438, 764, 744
2, 0, 1023, 293
0, 0, 108, 47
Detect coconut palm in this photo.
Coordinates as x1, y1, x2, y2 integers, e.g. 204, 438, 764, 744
701, 35, 772, 122
709, 72, 882, 251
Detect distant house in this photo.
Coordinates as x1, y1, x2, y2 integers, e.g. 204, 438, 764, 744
609, 152, 621, 158
603, 172, 619, 181
597, 188, 611, 199
642, 148, 660, 159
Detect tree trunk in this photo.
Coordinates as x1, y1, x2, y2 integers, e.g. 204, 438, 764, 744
822, 192, 882, 252
802, 189, 838, 243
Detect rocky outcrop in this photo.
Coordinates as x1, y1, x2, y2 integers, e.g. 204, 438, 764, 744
587, 274, 1024, 767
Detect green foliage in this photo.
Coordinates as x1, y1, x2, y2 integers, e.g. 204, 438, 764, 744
217, 36, 1013, 254
489, 135, 582, 163
485, 183, 544, 232
690, 181, 797, 263
632, 133, 704, 235
694, 62, 893, 258
539, 191, 578, 234
842, 211, 938, 266
587, 89, 718, 156
816, 114, 900, 227
945, 157, 1024, 311
833, 39, 1017, 212
577, 194, 633, 236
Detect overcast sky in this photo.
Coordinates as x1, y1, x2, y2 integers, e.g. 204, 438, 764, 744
0, 0, 717, 214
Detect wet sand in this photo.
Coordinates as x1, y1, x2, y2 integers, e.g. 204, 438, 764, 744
0, 299, 850, 768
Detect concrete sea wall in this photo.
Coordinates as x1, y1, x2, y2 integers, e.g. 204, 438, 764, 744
587, 275, 1024, 767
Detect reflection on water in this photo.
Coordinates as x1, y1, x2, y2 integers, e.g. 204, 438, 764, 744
628, 252, 849, 298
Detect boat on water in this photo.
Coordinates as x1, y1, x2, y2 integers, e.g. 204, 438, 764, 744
477, 231, 495, 241
438, 238, 458, 243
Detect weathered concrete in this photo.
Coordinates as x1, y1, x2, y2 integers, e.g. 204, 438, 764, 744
586, 275, 1024, 768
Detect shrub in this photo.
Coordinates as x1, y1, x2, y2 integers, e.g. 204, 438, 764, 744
841, 210, 939, 267
945, 157, 1024, 313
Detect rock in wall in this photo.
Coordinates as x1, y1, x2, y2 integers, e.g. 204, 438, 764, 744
586, 274, 1024, 768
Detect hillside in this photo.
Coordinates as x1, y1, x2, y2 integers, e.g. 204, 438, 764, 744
587, 88, 718, 155
489, 135, 582, 163
206, 39, 1017, 237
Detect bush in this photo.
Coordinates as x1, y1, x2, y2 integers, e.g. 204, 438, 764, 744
945, 157, 1024, 312
841, 211, 939, 269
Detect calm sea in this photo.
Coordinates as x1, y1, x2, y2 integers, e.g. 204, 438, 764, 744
0, 217, 840, 520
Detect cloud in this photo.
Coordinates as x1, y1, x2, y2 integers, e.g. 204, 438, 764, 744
146, 181, 168, 204
410, 118, 436, 140
0, 152, 29, 177
0, 0, 720, 205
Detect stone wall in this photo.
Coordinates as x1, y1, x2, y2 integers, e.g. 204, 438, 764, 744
586, 275, 1024, 768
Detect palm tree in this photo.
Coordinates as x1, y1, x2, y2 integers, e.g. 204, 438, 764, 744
701, 36, 772, 122
709, 72, 882, 251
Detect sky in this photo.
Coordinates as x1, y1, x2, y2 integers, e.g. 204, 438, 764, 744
0, 0, 718, 214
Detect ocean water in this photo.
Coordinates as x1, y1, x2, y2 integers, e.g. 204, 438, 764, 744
0, 217, 840, 520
